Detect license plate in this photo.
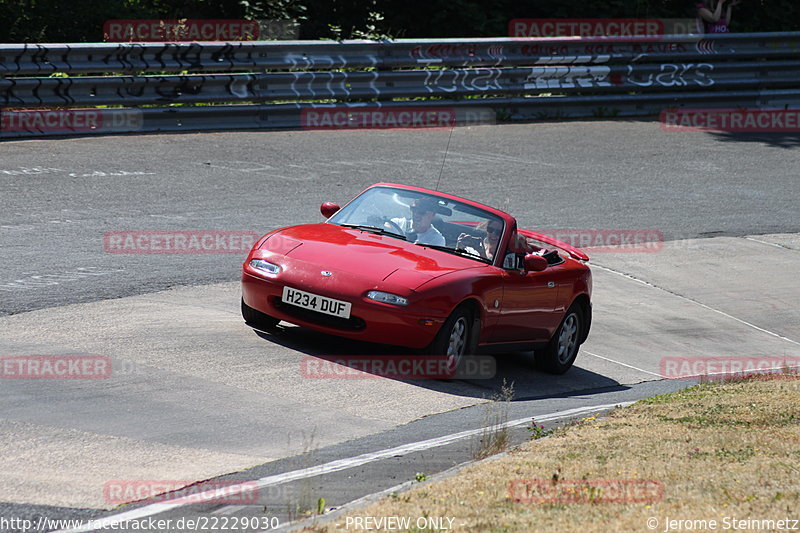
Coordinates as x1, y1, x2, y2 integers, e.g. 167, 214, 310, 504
282, 286, 351, 319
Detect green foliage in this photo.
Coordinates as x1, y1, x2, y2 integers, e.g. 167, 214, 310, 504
0, 0, 796, 43
239, 0, 306, 22
0, 0, 247, 42
527, 419, 551, 440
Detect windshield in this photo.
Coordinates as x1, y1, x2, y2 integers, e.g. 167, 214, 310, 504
328, 186, 505, 263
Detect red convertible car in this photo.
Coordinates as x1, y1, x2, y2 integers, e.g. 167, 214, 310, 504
242, 183, 592, 374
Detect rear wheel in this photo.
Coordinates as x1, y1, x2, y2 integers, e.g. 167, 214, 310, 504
241, 298, 279, 330
427, 306, 473, 376
534, 305, 583, 374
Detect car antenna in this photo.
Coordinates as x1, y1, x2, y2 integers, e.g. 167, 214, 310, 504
434, 124, 455, 191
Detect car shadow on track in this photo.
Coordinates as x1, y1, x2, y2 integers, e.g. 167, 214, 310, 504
707, 131, 800, 149
249, 324, 626, 401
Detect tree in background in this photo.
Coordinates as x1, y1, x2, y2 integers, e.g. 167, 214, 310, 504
0, 0, 795, 42
1, 0, 262, 41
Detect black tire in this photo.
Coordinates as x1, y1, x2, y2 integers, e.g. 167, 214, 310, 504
241, 298, 279, 330
427, 305, 474, 376
534, 304, 583, 374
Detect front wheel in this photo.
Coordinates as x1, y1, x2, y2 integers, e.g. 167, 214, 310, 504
241, 299, 279, 330
426, 306, 473, 376
534, 305, 583, 374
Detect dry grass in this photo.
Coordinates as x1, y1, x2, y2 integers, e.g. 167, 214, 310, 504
470, 380, 514, 461
302, 374, 800, 532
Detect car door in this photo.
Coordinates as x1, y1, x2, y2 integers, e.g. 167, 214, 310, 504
489, 251, 560, 343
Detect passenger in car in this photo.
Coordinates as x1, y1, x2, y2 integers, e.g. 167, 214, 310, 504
511, 232, 537, 254
503, 231, 539, 269
456, 219, 504, 260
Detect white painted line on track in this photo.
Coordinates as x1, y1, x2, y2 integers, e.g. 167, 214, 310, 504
591, 263, 800, 347
583, 350, 664, 378
278, 448, 513, 532
53, 402, 632, 533
744, 236, 795, 250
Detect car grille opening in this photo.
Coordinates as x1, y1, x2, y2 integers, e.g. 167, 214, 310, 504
274, 297, 366, 331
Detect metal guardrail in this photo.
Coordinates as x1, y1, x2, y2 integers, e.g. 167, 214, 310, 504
4, 61, 800, 107
2, 33, 800, 137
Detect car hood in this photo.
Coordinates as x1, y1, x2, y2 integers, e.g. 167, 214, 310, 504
261, 223, 483, 289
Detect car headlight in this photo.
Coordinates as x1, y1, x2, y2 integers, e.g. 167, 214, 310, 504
366, 290, 408, 306
249, 258, 281, 276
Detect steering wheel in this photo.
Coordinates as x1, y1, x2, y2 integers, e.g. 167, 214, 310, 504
383, 218, 406, 237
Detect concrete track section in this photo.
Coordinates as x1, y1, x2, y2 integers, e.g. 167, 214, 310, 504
0, 233, 798, 530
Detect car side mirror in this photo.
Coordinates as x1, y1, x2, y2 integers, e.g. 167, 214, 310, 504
523, 254, 548, 272
320, 202, 340, 219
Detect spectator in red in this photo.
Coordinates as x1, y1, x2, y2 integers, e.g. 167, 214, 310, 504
696, 0, 741, 33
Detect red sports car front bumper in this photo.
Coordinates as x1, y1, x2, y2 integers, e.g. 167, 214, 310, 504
242, 270, 445, 349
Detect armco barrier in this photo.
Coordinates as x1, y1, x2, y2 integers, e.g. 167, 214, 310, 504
2, 32, 800, 137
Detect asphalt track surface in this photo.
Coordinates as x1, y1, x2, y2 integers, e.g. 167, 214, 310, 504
1, 120, 798, 315
1, 120, 799, 532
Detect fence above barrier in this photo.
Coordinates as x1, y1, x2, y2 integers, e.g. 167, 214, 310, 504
2, 33, 800, 138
